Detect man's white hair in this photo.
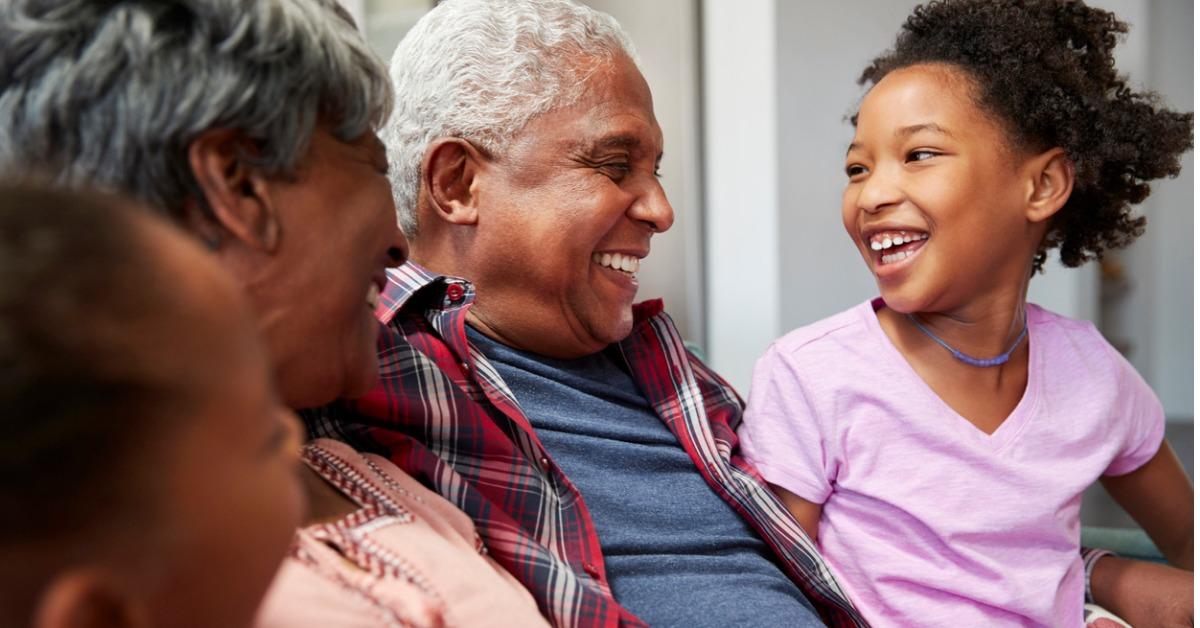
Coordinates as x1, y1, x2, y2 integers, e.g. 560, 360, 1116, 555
383, 0, 638, 235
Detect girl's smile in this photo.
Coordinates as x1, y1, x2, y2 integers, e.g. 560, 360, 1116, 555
861, 227, 929, 276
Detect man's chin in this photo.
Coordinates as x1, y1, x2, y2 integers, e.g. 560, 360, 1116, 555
588, 308, 635, 347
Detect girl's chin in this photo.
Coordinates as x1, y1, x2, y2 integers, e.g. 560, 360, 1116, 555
874, 288, 929, 315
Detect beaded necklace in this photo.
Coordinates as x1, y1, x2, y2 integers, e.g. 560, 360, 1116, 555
906, 313, 1027, 367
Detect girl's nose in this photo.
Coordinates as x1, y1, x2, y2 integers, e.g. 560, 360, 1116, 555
856, 168, 903, 214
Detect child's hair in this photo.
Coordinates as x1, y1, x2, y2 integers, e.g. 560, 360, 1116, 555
0, 184, 186, 617
857, 0, 1193, 272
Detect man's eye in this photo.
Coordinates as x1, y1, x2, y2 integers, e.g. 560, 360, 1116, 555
906, 150, 940, 162
599, 163, 631, 179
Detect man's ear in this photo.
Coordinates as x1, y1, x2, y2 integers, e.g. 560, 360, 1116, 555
422, 138, 486, 226
31, 569, 148, 628
1024, 147, 1074, 225
187, 129, 281, 252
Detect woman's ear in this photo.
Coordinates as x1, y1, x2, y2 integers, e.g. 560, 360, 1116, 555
422, 138, 487, 226
31, 569, 148, 628
187, 129, 282, 252
1025, 147, 1074, 225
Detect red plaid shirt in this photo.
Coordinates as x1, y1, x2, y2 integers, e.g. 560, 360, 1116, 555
305, 263, 867, 627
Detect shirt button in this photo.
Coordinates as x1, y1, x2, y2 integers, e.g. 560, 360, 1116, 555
446, 283, 465, 303
584, 562, 599, 577
539, 457, 550, 470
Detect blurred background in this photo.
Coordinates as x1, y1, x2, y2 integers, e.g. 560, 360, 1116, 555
340, 0, 1194, 530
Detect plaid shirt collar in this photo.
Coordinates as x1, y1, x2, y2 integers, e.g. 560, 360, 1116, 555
373, 261, 667, 327
318, 262, 865, 628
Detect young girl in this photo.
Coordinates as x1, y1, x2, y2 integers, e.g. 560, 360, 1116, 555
739, 0, 1193, 625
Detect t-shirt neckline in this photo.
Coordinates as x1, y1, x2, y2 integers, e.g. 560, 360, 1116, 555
859, 297, 1041, 451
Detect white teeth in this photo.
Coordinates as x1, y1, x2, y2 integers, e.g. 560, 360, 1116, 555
868, 231, 928, 251
591, 252, 640, 274
366, 283, 380, 308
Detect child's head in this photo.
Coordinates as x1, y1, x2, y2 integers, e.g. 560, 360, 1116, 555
0, 185, 305, 627
843, 0, 1192, 312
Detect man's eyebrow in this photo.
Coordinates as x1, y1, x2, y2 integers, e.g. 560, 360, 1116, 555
569, 133, 663, 162
591, 133, 642, 151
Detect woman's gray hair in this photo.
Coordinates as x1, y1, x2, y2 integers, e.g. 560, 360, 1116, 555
0, 0, 392, 223
385, 0, 638, 235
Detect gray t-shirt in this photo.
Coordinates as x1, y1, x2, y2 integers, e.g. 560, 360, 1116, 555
467, 327, 822, 627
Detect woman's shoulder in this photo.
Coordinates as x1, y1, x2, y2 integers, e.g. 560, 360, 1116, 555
256, 438, 549, 628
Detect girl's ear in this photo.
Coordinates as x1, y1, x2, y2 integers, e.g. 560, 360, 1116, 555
1025, 148, 1074, 224
32, 568, 149, 628
187, 128, 282, 253
421, 137, 487, 227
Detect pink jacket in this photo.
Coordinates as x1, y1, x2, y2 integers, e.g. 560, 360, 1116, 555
255, 438, 548, 627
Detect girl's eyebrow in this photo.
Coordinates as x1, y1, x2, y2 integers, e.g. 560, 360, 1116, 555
896, 122, 954, 139
846, 122, 955, 156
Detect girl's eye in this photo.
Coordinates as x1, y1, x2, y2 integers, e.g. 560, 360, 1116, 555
906, 150, 940, 162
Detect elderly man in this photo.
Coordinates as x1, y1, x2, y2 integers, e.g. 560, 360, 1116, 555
307, 1, 856, 626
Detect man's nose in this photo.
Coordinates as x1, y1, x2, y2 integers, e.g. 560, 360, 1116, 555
630, 179, 675, 234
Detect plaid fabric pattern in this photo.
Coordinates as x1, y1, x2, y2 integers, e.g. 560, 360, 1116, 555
306, 263, 867, 628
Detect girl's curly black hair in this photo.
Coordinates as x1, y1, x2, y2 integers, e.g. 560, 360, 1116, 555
859, 0, 1193, 272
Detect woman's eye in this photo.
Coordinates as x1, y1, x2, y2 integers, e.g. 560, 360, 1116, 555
906, 150, 940, 162
845, 164, 868, 178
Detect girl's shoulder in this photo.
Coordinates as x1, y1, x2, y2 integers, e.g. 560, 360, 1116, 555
1026, 303, 1113, 354
1026, 303, 1136, 385
770, 299, 877, 358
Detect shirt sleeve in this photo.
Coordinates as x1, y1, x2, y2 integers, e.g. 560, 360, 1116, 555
1102, 344, 1166, 476
738, 343, 836, 504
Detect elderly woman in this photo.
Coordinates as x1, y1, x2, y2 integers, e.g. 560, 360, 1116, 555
0, 0, 406, 408
0, 1, 546, 625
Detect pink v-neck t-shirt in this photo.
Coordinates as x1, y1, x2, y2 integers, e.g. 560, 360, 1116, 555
739, 299, 1164, 627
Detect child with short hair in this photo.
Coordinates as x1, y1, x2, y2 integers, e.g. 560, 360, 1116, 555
0, 185, 305, 628
739, 1, 1193, 625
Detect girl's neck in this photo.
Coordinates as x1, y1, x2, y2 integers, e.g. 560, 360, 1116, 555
907, 292, 1029, 359
875, 287, 1033, 432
